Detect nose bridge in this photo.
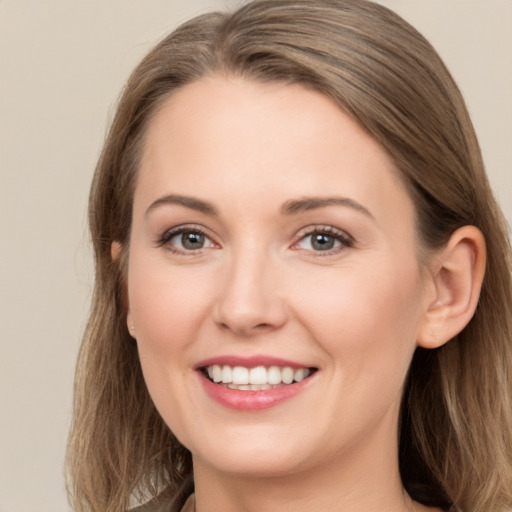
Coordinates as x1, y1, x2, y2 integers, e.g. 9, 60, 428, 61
213, 241, 285, 335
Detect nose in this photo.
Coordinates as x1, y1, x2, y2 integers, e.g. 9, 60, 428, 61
212, 250, 287, 337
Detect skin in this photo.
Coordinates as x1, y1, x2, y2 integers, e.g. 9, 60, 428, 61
124, 75, 460, 512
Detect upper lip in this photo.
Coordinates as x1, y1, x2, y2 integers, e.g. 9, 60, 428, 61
195, 355, 315, 370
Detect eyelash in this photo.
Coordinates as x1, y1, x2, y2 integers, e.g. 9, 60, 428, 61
156, 224, 214, 254
156, 224, 354, 256
292, 225, 354, 256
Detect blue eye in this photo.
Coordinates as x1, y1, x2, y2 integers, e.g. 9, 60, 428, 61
159, 227, 215, 252
294, 227, 353, 254
172, 231, 207, 250
307, 233, 339, 251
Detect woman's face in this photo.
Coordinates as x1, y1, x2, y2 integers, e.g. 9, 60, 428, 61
126, 76, 434, 478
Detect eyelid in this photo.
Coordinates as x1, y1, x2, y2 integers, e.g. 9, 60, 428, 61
291, 224, 354, 254
156, 223, 218, 253
156, 223, 353, 256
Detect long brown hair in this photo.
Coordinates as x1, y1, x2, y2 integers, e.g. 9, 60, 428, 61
67, 1, 512, 511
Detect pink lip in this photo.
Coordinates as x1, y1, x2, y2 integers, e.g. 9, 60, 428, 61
198, 374, 314, 411
195, 356, 317, 411
195, 355, 311, 369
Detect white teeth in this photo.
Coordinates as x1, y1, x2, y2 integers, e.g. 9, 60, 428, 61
294, 368, 306, 382
249, 366, 267, 385
221, 365, 232, 384
228, 383, 272, 391
232, 366, 249, 385
267, 366, 282, 385
282, 367, 294, 384
205, 364, 312, 389
252, 384, 271, 390
212, 365, 222, 383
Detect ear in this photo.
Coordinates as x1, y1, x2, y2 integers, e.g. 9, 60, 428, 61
417, 225, 486, 349
126, 308, 136, 338
111, 241, 136, 337
111, 241, 122, 261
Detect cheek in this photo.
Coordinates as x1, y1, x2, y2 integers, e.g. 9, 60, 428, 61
290, 258, 424, 372
126, 255, 212, 437
127, 255, 216, 357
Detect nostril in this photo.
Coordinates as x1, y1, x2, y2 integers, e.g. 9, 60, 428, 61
254, 323, 272, 329
218, 321, 273, 335
212, 287, 288, 335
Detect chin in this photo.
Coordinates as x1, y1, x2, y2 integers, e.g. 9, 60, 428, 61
197, 446, 311, 478
181, 425, 318, 477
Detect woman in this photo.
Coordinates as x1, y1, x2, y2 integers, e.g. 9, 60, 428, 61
66, 1, 512, 511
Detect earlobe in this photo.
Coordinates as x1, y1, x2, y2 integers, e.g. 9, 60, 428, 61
418, 225, 486, 349
111, 241, 135, 337
111, 241, 122, 261
126, 311, 136, 338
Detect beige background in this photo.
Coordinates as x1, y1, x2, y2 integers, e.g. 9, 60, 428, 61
0, 1, 510, 511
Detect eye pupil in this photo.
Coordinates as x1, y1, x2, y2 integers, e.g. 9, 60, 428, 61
312, 234, 335, 251
182, 232, 204, 250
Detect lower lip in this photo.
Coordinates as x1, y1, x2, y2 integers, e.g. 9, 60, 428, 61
198, 372, 314, 411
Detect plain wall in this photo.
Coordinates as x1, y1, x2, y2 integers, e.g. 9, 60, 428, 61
0, 1, 510, 511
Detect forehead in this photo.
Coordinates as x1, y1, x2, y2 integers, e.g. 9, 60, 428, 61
136, 75, 415, 228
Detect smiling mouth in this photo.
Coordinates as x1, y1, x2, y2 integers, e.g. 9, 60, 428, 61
202, 365, 317, 391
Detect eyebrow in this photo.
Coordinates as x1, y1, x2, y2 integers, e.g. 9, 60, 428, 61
281, 196, 374, 219
145, 194, 373, 219
146, 194, 219, 216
